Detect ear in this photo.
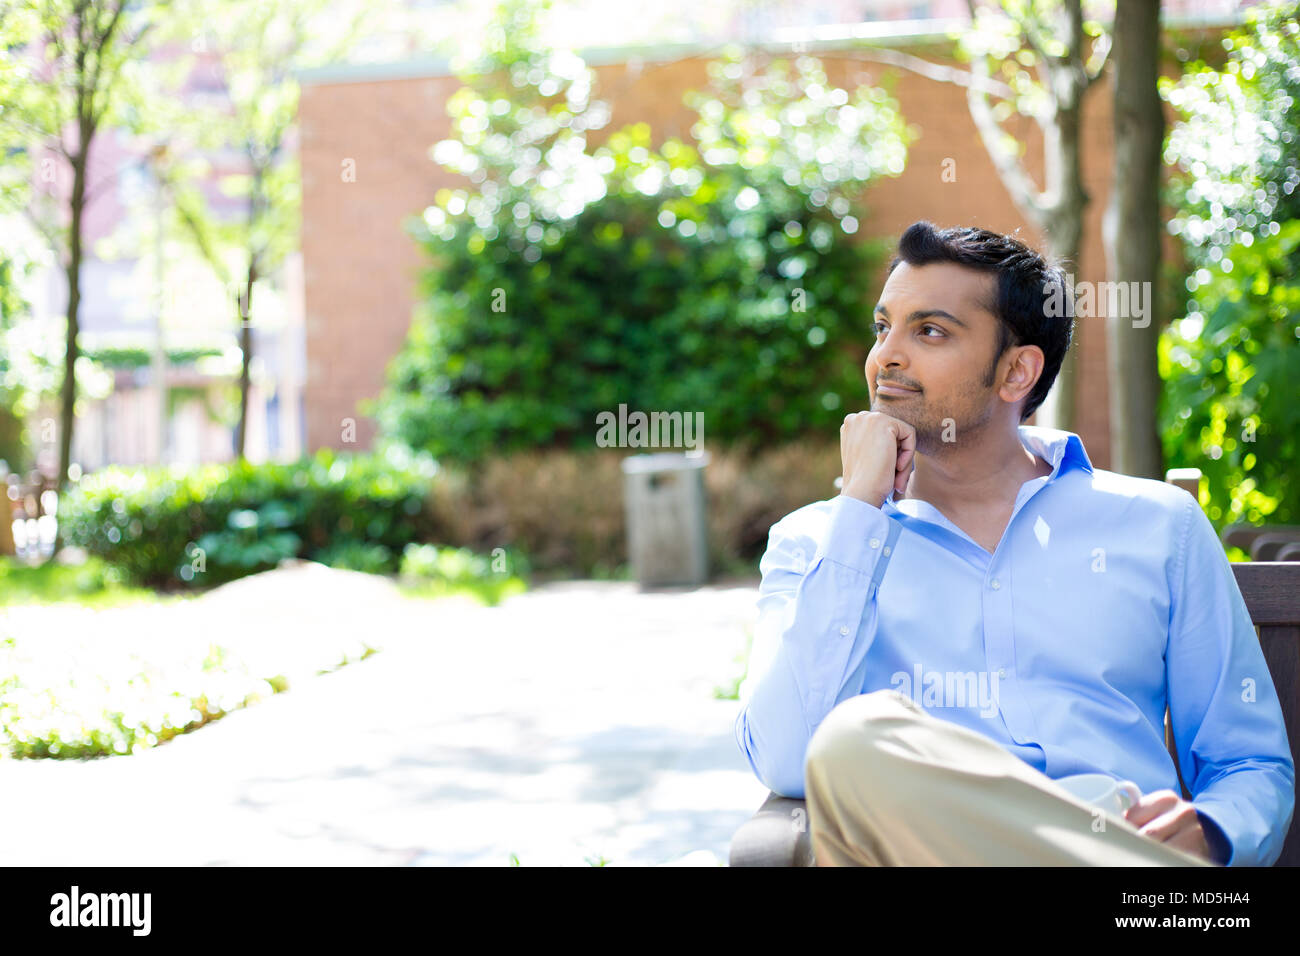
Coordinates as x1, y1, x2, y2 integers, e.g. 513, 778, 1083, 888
998, 344, 1044, 410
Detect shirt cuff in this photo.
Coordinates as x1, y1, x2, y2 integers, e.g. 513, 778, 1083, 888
1194, 807, 1234, 866
816, 494, 900, 584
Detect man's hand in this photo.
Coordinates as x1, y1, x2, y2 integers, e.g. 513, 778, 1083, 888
1123, 789, 1215, 862
840, 411, 917, 508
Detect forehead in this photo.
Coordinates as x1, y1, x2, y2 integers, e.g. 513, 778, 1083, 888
879, 261, 998, 324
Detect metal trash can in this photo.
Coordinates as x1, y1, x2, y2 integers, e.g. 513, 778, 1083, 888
620, 452, 710, 587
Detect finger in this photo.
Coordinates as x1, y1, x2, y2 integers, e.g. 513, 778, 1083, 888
1162, 827, 1205, 857
893, 422, 915, 482
896, 446, 914, 478
1124, 792, 1179, 829
1136, 807, 1189, 843
896, 420, 916, 456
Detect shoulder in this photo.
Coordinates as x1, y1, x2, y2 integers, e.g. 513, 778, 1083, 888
1070, 469, 1210, 578
1076, 467, 1199, 526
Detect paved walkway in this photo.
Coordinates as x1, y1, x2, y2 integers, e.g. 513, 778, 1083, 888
0, 566, 770, 866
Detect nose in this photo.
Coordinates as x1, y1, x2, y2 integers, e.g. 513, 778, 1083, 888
871, 325, 908, 372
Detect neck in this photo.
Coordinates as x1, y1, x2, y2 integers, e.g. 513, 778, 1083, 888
904, 421, 1049, 511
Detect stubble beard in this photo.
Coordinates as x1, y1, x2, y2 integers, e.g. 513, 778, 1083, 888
873, 380, 997, 458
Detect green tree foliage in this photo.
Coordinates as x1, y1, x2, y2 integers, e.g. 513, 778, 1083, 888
371, 2, 910, 465
1161, 1, 1300, 528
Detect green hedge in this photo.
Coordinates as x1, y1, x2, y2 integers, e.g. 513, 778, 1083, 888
59, 450, 440, 588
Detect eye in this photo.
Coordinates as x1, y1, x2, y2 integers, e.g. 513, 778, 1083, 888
873, 321, 888, 335
920, 324, 946, 338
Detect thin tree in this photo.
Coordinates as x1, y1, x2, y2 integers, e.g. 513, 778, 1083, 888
159, 0, 377, 458
0, 0, 166, 557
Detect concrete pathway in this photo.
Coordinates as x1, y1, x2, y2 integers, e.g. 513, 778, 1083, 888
0, 566, 769, 866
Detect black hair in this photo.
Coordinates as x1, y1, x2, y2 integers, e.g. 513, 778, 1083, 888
886, 220, 1074, 422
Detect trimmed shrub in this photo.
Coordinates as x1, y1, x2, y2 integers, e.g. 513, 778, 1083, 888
59, 450, 440, 588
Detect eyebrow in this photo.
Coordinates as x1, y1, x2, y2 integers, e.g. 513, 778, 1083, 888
873, 304, 969, 330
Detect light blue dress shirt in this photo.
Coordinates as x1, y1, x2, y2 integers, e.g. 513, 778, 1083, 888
735, 425, 1295, 866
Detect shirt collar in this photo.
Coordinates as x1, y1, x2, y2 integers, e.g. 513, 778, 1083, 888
1017, 425, 1094, 479
882, 425, 1092, 509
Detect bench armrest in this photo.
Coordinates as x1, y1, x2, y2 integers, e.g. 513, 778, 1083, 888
729, 791, 815, 867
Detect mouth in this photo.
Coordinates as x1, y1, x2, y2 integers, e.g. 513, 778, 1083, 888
876, 382, 921, 397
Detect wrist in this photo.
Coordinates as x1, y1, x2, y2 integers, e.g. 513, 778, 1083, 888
841, 482, 886, 508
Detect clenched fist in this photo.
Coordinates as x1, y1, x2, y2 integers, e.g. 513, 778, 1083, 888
840, 411, 917, 508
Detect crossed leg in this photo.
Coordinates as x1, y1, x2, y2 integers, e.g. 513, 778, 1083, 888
804, 689, 1216, 867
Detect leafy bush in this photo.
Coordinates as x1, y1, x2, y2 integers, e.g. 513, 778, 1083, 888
1161, 2, 1300, 528
371, 13, 907, 465
1159, 224, 1300, 527
59, 449, 440, 587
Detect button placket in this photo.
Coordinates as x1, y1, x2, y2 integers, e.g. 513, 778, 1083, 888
983, 562, 1022, 739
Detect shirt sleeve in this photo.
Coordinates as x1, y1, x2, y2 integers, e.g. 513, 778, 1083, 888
734, 493, 902, 798
1167, 494, 1296, 866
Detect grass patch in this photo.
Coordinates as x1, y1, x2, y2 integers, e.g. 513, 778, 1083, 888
0, 555, 171, 608
0, 619, 376, 760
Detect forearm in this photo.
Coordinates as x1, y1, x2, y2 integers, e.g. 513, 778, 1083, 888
736, 495, 900, 796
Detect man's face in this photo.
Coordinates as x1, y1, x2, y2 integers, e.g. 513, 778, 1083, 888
865, 261, 1007, 454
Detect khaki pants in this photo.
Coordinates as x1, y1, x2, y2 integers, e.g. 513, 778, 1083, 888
804, 689, 1217, 866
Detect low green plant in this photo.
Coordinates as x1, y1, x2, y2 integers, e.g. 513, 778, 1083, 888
308, 540, 394, 575
398, 543, 528, 606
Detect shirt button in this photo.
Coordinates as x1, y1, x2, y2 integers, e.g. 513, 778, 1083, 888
882, 546, 892, 556
869, 538, 880, 549
998, 668, 1007, 679
839, 626, 850, 636
990, 579, 1001, 590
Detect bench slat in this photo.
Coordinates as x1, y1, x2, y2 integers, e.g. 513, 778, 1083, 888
1232, 564, 1300, 626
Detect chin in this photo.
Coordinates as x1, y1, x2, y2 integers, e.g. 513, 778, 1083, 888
872, 397, 920, 420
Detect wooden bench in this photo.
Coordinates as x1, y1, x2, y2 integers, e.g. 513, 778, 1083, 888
730, 472, 1300, 866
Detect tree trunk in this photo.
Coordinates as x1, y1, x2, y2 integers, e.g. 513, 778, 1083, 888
1103, 0, 1164, 480
49, 126, 91, 561
57, 147, 87, 495
234, 260, 256, 459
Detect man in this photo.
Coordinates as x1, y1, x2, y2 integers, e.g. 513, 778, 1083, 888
734, 221, 1294, 866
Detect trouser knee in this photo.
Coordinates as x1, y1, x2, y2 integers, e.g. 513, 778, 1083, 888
806, 689, 919, 774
